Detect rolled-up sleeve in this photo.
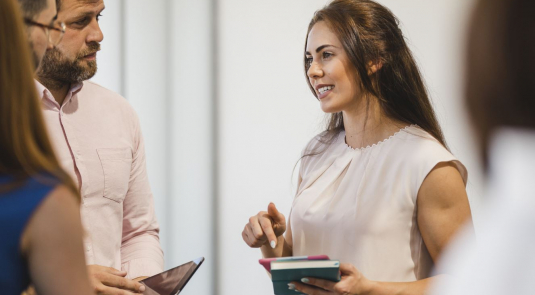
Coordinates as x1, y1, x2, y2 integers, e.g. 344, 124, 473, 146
120, 113, 164, 279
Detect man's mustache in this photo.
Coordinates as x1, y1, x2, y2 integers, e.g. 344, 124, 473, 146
77, 42, 101, 58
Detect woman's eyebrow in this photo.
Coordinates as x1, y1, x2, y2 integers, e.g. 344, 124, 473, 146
305, 44, 336, 55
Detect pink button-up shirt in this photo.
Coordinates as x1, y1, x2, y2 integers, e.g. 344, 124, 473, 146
36, 80, 164, 279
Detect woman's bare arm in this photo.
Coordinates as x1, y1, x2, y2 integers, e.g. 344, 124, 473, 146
20, 185, 95, 295
417, 162, 473, 262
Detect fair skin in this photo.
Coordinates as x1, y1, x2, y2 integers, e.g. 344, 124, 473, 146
20, 186, 95, 295
242, 21, 473, 295
37, 0, 147, 293
26, 0, 57, 66
39, 0, 104, 106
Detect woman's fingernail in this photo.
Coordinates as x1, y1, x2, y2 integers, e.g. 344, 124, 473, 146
301, 278, 309, 283
270, 240, 276, 248
288, 283, 295, 290
139, 285, 146, 291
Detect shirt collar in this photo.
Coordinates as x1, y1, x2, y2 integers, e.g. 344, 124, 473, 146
34, 79, 84, 105
34, 79, 47, 100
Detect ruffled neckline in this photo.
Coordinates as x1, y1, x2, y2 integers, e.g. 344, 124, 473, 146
341, 124, 417, 151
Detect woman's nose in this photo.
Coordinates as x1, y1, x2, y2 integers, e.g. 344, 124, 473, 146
307, 62, 323, 79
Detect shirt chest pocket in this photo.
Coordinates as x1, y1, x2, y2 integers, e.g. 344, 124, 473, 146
97, 148, 132, 203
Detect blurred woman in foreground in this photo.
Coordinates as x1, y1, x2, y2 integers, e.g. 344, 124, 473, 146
430, 0, 535, 294
0, 0, 94, 294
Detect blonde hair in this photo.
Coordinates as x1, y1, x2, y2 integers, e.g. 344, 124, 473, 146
0, 0, 79, 197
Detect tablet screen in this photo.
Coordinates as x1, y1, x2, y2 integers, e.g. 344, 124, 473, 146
141, 257, 204, 295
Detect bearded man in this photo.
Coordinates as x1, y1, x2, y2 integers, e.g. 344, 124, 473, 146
35, 0, 164, 294
17, 0, 60, 69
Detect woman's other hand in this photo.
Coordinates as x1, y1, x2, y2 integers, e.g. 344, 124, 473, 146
290, 263, 373, 295
242, 202, 286, 249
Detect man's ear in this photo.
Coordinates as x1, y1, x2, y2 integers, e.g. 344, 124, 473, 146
367, 60, 383, 75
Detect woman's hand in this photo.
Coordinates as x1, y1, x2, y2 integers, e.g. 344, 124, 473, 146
290, 263, 373, 295
242, 203, 286, 248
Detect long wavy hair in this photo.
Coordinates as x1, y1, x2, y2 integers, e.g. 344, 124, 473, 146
0, 0, 78, 197
304, 0, 448, 152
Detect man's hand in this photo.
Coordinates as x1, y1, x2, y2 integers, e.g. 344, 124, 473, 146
88, 265, 146, 295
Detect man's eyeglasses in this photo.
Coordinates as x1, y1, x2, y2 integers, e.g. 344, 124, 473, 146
24, 18, 66, 46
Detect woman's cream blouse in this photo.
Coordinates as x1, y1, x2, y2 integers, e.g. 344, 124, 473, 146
290, 125, 467, 282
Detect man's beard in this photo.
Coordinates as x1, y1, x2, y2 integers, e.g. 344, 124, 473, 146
37, 42, 100, 88
28, 40, 40, 70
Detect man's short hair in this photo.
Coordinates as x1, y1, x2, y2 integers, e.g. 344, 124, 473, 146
17, 0, 48, 19
55, 0, 102, 14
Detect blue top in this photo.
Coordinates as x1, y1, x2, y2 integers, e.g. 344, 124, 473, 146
0, 174, 58, 295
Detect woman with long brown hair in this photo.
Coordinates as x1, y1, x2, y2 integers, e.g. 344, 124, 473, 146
242, 0, 472, 294
0, 0, 94, 294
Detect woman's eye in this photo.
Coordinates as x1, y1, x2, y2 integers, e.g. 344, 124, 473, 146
322, 52, 333, 59
305, 57, 313, 67
96, 13, 103, 22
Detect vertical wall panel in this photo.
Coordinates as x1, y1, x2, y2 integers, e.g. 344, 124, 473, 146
123, 0, 170, 259
168, 1, 215, 295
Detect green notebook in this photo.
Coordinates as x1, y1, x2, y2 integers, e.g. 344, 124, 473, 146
270, 260, 341, 295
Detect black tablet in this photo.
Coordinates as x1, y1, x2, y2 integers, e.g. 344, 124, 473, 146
140, 257, 204, 295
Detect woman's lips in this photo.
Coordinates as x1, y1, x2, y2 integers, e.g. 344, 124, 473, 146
317, 87, 334, 99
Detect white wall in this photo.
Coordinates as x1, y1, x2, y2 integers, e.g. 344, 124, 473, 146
166, 1, 215, 294
91, 1, 481, 295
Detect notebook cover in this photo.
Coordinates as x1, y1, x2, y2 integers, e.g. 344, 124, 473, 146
259, 255, 330, 272
271, 261, 340, 295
